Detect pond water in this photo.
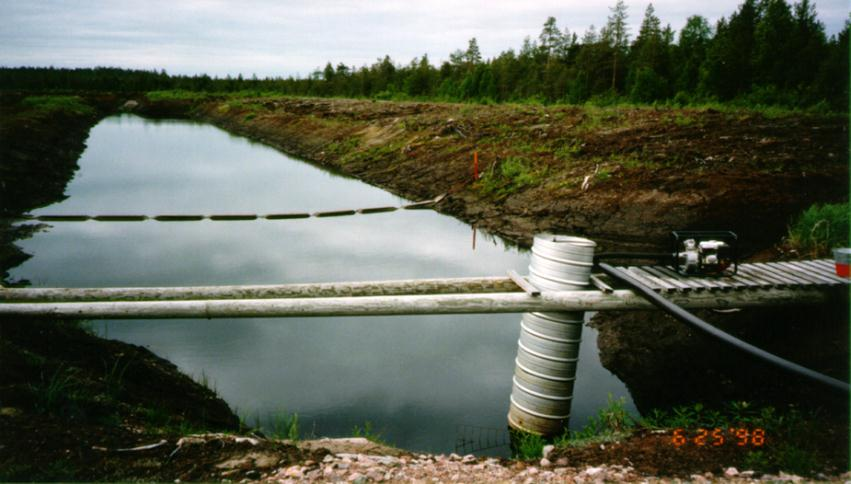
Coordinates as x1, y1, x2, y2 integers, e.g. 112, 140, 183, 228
10, 114, 636, 455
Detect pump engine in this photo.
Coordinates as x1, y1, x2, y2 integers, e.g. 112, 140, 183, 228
672, 231, 738, 276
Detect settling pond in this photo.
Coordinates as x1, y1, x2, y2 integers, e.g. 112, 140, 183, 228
11, 114, 637, 455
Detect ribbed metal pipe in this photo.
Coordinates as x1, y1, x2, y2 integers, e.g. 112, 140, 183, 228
508, 234, 596, 436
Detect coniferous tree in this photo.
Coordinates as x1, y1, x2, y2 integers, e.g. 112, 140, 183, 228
701, 0, 758, 99
628, 4, 669, 101
538, 17, 569, 100
753, 0, 795, 90
813, 21, 849, 109
573, 25, 611, 100
604, 0, 630, 92
675, 15, 712, 95
464, 38, 482, 66
789, 0, 827, 91
539, 17, 565, 58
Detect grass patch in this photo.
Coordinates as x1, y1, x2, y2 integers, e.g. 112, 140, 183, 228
510, 431, 545, 459
193, 369, 218, 395
665, 112, 698, 127
616, 154, 645, 170
477, 156, 546, 197
342, 140, 403, 165
219, 99, 264, 114
573, 104, 633, 132
30, 365, 87, 418
595, 167, 612, 181
237, 410, 302, 441
638, 402, 836, 476
146, 89, 282, 102
21, 95, 95, 116
786, 202, 849, 257
142, 406, 173, 428
142, 407, 211, 435
326, 136, 361, 156
102, 356, 130, 400
0, 457, 80, 481
556, 395, 636, 448
270, 411, 300, 441
554, 399, 843, 476
510, 430, 547, 459
145, 90, 211, 101
515, 140, 552, 155
554, 140, 583, 161
352, 421, 391, 446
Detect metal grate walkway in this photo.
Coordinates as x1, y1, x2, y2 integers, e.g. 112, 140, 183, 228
598, 259, 849, 294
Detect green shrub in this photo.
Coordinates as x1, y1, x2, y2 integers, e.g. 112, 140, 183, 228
561, 395, 636, 444
629, 68, 669, 103
145, 90, 208, 101
102, 356, 130, 400
271, 412, 300, 441
510, 430, 545, 459
352, 421, 390, 446
478, 156, 545, 197
30, 365, 86, 417
787, 202, 850, 257
21, 95, 95, 116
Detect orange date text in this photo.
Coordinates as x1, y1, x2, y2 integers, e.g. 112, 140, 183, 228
671, 428, 765, 447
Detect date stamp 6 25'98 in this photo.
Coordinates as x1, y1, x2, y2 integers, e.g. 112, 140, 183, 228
671, 428, 766, 447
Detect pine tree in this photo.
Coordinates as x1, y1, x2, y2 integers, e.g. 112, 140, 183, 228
323, 62, 335, 81
604, 0, 630, 92
573, 25, 611, 100
753, 0, 795, 89
676, 15, 712, 94
465, 38, 482, 66
628, 3, 668, 101
539, 17, 565, 58
789, 0, 827, 90
813, 21, 848, 109
700, 0, 758, 99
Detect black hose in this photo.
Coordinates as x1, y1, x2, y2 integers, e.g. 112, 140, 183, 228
597, 262, 850, 395
594, 252, 670, 262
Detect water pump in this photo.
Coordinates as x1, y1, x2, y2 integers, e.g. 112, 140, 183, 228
672, 230, 738, 276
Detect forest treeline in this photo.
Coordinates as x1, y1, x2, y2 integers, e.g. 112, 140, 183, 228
1, 0, 847, 109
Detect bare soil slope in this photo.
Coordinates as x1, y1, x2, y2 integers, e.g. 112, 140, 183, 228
184, 97, 847, 252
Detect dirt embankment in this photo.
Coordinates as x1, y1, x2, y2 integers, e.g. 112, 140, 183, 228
0, 320, 243, 481
173, 97, 848, 253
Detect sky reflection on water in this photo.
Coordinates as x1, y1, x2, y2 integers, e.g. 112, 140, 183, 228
11, 114, 635, 454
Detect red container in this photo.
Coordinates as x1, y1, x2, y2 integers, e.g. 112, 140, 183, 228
834, 248, 851, 278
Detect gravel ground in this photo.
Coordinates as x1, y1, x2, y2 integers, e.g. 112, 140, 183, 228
232, 438, 844, 483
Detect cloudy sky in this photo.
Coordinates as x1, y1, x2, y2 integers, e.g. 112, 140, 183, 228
1, 1, 847, 78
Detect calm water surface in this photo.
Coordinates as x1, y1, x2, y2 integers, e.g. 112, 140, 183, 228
11, 114, 636, 455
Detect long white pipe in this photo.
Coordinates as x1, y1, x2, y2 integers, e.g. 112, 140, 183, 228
0, 288, 830, 319
0, 277, 518, 302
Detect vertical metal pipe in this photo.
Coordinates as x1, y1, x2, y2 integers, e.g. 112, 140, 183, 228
508, 234, 596, 436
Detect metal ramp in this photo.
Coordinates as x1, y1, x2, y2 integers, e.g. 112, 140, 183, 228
597, 259, 848, 294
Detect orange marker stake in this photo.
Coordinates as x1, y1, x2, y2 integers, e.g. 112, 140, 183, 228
473, 151, 479, 180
